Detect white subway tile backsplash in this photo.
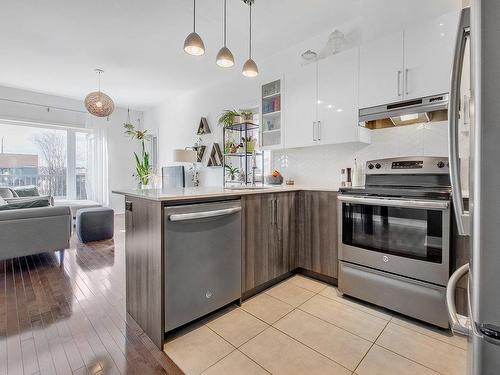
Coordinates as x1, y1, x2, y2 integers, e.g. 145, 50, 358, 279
272, 121, 448, 188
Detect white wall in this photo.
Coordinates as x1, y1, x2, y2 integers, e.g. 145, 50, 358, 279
0, 85, 142, 213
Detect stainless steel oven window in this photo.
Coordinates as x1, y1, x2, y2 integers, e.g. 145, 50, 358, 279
341, 202, 444, 263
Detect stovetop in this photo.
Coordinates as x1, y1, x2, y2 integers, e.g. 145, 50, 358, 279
339, 186, 452, 200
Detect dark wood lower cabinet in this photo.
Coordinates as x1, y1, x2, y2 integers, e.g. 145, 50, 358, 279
242, 192, 298, 293
297, 191, 339, 279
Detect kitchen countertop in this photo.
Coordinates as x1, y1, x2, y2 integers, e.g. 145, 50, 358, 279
112, 185, 340, 202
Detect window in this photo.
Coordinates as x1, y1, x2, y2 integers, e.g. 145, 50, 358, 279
0, 123, 90, 200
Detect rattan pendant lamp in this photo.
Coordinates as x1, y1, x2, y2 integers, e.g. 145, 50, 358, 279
84, 69, 115, 117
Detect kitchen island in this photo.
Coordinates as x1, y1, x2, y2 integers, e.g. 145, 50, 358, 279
113, 186, 340, 349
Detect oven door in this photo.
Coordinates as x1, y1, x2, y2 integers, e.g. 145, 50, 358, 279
338, 195, 450, 286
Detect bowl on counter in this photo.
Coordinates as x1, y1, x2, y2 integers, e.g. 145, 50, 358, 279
266, 175, 284, 185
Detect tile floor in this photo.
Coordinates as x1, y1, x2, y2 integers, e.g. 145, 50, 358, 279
163, 275, 468, 375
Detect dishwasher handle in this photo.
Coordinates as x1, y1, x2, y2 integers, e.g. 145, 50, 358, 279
168, 207, 241, 222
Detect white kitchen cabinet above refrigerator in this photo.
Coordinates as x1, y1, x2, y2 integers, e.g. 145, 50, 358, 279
359, 11, 458, 108
284, 47, 369, 149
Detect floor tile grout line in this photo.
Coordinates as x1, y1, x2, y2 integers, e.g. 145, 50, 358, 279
275, 307, 373, 345
389, 316, 468, 351
352, 316, 391, 373
318, 289, 393, 322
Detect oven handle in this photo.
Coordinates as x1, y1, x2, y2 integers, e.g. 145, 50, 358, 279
337, 195, 450, 210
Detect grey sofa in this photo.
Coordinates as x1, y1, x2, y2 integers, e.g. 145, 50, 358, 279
0, 187, 71, 262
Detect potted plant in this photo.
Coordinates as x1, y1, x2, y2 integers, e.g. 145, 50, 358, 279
124, 122, 152, 187
241, 136, 256, 153
218, 109, 242, 127
240, 110, 253, 122
224, 140, 240, 154
225, 165, 240, 181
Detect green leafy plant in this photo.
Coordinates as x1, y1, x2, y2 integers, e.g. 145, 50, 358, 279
124, 122, 151, 185
218, 109, 241, 127
225, 165, 240, 180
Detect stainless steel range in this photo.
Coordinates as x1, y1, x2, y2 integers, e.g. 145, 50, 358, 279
338, 156, 451, 328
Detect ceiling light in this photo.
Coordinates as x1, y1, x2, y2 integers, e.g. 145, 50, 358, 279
242, 0, 258, 77
301, 50, 318, 61
327, 104, 333, 109
216, 0, 234, 67
85, 69, 114, 117
336, 108, 343, 112
184, 0, 205, 56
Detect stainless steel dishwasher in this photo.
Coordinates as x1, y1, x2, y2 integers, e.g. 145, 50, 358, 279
164, 199, 241, 332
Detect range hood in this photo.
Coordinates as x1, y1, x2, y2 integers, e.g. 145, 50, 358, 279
359, 93, 449, 129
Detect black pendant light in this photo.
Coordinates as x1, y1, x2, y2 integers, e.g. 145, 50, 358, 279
184, 0, 205, 56
242, 0, 258, 77
216, 0, 235, 67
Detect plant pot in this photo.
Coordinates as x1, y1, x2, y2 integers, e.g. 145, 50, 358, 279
241, 113, 253, 122
246, 140, 256, 153
232, 116, 243, 124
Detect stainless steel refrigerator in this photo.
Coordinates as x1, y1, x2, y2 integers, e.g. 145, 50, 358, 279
446, 2, 500, 374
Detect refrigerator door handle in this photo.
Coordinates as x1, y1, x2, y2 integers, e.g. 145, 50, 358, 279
446, 263, 472, 336
448, 7, 471, 236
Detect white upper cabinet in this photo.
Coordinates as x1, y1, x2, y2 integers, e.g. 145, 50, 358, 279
284, 61, 317, 149
359, 10, 458, 108
359, 32, 404, 108
284, 47, 368, 149
403, 11, 458, 100
317, 47, 360, 144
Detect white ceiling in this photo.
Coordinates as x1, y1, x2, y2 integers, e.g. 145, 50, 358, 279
0, 0, 459, 108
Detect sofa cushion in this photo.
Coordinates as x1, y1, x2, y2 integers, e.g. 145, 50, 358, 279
0, 196, 51, 211
0, 196, 7, 206
12, 185, 40, 197
0, 187, 18, 198
0, 205, 71, 221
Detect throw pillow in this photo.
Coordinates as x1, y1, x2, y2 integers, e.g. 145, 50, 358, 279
0, 196, 51, 211
12, 185, 40, 197
0, 196, 7, 206
0, 187, 18, 198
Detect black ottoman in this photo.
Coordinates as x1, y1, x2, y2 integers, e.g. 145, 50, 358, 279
76, 207, 114, 243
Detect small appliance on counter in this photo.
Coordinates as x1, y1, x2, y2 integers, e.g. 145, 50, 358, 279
338, 156, 451, 328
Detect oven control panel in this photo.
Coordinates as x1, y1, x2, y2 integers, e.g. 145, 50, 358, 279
365, 157, 449, 175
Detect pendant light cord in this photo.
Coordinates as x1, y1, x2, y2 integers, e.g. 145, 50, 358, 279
193, 0, 196, 32
249, 2, 252, 58
223, 0, 227, 46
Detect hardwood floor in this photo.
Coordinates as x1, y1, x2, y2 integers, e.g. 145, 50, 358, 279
0, 214, 183, 375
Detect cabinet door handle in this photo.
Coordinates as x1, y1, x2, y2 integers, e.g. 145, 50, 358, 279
397, 70, 402, 97
275, 199, 279, 226
312, 121, 317, 141
317, 121, 322, 141
405, 68, 409, 95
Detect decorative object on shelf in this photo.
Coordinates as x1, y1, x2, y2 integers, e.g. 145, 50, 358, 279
207, 143, 223, 167
173, 149, 199, 186
85, 69, 114, 117
242, 0, 258, 77
216, 0, 234, 68
197, 117, 211, 134
285, 178, 295, 185
266, 170, 283, 185
218, 109, 242, 127
184, 0, 205, 56
124, 119, 152, 187
224, 140, 239, 154
225, 165, 240, 181
240, 136, 256, 153
240, 110, 253, 121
